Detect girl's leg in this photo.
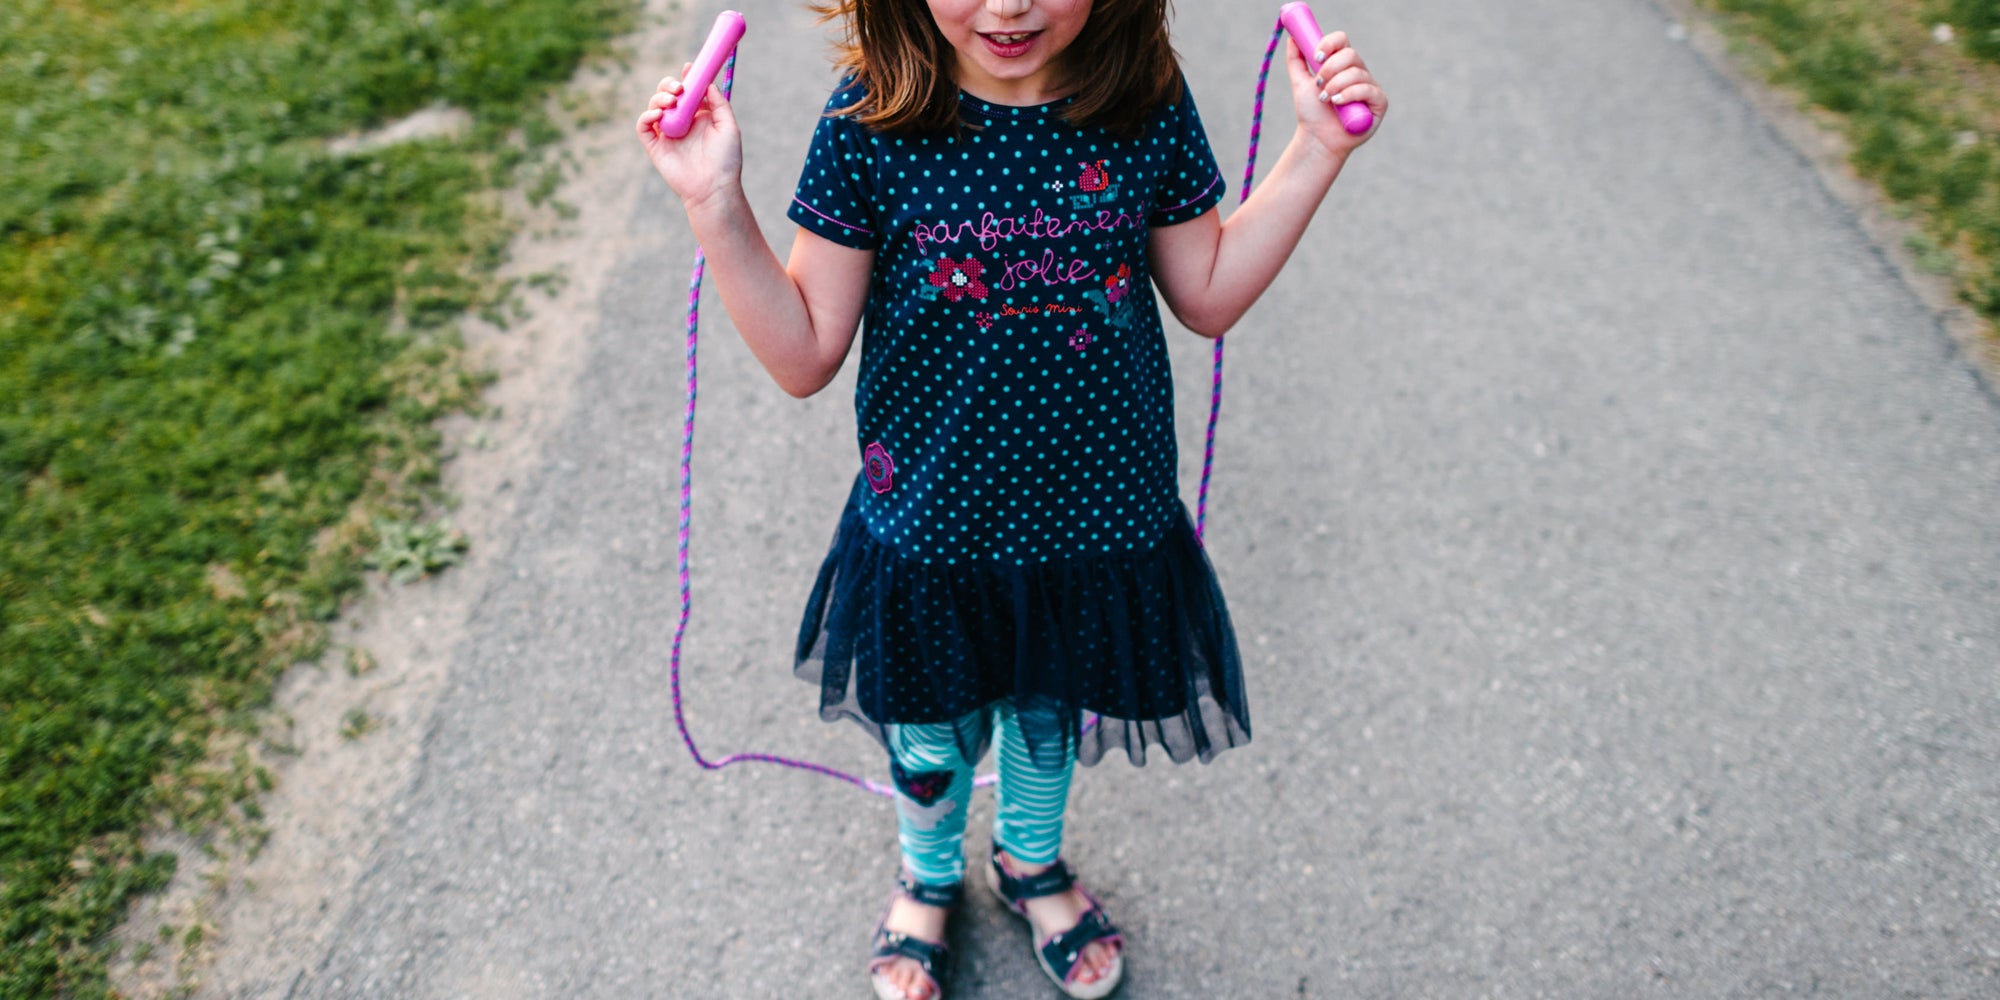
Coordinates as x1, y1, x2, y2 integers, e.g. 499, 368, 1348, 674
991, 703, 1075, 865
991, 703, 1121, 989
874, 719, 974, 999
888, 720, 976, 884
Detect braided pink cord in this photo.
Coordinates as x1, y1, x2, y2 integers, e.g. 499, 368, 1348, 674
663, 57, 905, 798
671, 26, 1288, 796
669, 245, 898, 796
1197, 21, 1285, 541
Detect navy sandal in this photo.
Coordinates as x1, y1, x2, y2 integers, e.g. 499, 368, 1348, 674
985, 848, 1126, 999
868, 871, 961, 1000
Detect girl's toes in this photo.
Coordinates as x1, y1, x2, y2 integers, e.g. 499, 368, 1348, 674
1073, 945, 1100, 982
894, 961, 932, 999
1085, 939, 1119, 980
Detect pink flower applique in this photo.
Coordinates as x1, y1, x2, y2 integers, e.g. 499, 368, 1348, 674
1069, 327, 1093, 353
1104, 263, 1132, 305
1079, 160, 1111, 193
928, 255, 989, 302
974, 311, 994, 332
863, 441, 896, 494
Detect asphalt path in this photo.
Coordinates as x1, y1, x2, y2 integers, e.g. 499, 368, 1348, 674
293, 0, 2000, 995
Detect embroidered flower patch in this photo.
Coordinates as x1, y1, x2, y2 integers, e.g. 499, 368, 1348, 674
1079, 160, 1111, 193
975, 311, 994, 332
1069, 327, 1093, 353
1104, 263, 1133, 305
928, 255, 989, 302
863, 441, 896, 494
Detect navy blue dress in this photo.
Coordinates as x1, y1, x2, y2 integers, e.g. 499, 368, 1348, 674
788, 79, 1250, 767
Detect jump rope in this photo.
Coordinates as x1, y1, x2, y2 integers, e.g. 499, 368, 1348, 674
659, 4, 1371, 799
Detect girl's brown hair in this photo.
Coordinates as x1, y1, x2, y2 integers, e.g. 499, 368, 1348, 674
808, 0, 1185, 137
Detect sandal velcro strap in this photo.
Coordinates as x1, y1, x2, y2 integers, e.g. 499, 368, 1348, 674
870, 928, 952, 984
896, 872, 964, 909
989, 854, 1075, 902
1038, 906, 1124, 986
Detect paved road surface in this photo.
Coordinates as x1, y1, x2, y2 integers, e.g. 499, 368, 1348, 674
291, 0, 2000, 995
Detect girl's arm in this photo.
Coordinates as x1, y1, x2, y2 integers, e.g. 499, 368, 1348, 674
1150, 32, 1386, 339
638, 73, 872, 398
685, 187, 873, 399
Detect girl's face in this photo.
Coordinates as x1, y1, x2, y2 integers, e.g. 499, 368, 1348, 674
925, 0, 1093, 105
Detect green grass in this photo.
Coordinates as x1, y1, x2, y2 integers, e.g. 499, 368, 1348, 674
1696, 0, 2000, 321
1951, 0, 2000, 63
0, 0, 633, 994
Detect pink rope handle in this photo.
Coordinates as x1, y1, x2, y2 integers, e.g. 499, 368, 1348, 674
668, 20, 1290, 797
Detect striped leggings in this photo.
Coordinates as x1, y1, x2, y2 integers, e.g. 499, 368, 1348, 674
888, 703, 1076, 887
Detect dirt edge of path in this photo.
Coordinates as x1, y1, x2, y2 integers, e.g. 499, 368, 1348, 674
1653, 0, 2000, 390
106, 3, 691, 996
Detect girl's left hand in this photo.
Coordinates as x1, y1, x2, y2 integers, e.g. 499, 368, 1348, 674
1286, 30, 1386, 157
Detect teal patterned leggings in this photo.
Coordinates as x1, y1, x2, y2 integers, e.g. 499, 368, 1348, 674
888, 703, 1076, 887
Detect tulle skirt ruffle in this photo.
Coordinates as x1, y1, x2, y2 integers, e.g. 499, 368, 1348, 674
795, 478, 1251, 767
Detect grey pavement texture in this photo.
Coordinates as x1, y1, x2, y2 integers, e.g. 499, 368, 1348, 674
296, 0, 2000, 996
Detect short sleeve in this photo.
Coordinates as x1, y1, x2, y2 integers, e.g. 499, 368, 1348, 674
788, 84, 882, 250
1147, 82, 1226, 228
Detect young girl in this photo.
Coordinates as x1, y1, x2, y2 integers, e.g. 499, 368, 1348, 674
638, 1, 1382, 996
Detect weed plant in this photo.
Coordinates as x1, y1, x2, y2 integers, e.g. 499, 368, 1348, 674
366, 517, 470, 584
1699, 0, 2000, 321
0, 0, 631, 994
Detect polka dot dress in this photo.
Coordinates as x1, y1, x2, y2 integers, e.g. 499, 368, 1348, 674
789, 79, 1250, 767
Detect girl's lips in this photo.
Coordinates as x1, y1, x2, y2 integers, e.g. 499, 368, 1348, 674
979, 30, 1042, 59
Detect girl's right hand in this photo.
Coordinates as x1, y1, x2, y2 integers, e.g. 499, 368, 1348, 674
636, 65, 743, 210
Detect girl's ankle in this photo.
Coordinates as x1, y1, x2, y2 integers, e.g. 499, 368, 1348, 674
997, 850, 1057, 878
